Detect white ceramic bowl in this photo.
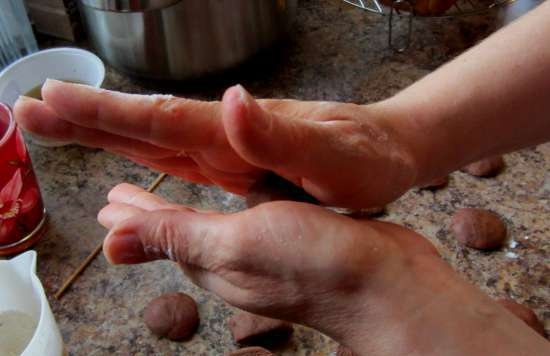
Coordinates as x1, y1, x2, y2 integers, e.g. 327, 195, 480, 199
0, 47, 105, 107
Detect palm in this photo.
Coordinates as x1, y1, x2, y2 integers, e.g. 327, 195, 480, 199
99, 184, 438, 328
14, 81, 416, 208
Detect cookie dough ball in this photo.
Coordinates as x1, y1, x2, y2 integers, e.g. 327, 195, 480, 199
451, 208, 507, 250
461, 156, 505, 177
380, 0, 458, 16
414, 0, 458, 15
143, 292, 199, 341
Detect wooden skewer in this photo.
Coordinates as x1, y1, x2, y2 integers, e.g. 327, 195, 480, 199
54, 173, 168, 300
54, 243, 103, 300
145, 172, 168, 194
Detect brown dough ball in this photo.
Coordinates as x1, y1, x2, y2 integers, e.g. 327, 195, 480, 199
246, 172, 318, 208
461, 156, 505, 177
225, 347, 274, 356
419, 175, 449, 190
450, 208, 507, 250
497, 299, 546, 337
228, 311, 294, 348
336, 344, 357, 356
143, 292, 199, 341
379, 0, 457, 16
413, 0, 458, 16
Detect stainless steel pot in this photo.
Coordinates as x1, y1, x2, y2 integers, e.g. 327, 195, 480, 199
78, 0, 297, 79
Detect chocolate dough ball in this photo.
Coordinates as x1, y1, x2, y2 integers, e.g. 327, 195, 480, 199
143, 292, 199, 341
461, 156, 505, 177
379, 0, 458, 16
413, 0, 458, 16
451, 208, 507, 250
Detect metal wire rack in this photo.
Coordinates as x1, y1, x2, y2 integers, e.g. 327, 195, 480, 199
343, 0, 515, 51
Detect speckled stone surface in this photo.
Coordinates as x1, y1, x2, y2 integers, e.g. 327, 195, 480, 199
12, 0, 549, 355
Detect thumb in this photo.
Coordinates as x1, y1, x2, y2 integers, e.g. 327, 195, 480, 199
221, 85, 329, 176
103, 210, 242, 268
102, 208, 277, 309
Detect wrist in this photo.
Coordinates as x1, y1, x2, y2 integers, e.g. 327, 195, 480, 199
307, 248, 447, 355
370, 96, 466, 187
339, 254, 549, 356
365, 99, 431, 188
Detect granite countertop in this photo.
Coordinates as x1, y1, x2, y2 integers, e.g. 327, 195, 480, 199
22, 0, 549, 354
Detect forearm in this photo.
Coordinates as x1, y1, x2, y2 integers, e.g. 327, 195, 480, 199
376, 1, 550, 185
341, 256, 549, 356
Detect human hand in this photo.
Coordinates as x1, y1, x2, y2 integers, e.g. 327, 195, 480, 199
98, 184, 548, 355
14, 80, 418, 208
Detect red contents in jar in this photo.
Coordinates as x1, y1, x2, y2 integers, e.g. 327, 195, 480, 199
0, 104, 45, 247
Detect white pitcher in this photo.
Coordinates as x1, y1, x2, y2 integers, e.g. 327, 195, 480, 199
0, 251, 63, 355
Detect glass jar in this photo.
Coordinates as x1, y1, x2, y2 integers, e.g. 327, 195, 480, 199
0, 103, 46, 256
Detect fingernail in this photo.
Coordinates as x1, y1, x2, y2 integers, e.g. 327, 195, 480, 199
44, 78, 62, 86
104, 233, 146, 265
16, 95, 39, 103
42, 79, 62, 97
235, 84, 269, 130
235, 84, 250, 106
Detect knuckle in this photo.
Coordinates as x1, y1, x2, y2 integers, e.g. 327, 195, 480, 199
132, 191, 153, 205
144, 213, 183, 261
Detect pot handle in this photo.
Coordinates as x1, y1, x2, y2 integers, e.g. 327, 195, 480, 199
79, 0, 182, 12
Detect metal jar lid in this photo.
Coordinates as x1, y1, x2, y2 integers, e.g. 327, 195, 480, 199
79, 0, 182, 12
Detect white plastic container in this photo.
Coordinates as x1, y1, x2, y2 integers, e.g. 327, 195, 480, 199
0, 47, 105, 108
0, 47, 105, 146
0, 251, 64, 356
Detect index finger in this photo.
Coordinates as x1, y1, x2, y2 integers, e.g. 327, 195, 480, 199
41, 79, 224, 150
